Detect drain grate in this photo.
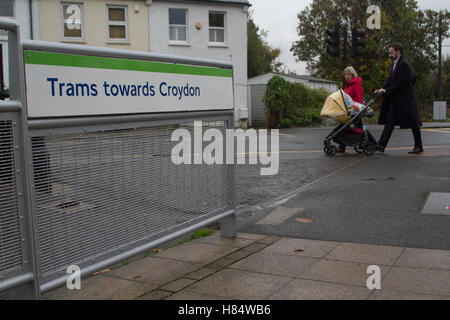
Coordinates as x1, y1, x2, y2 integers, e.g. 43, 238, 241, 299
421, 193, 450, 216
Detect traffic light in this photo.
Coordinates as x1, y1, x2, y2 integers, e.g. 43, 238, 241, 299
351, 28, 366, 58
326, 27, 340, 57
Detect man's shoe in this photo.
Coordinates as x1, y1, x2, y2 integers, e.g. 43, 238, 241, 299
375, 144, 385, 153
408, 146, 424, 154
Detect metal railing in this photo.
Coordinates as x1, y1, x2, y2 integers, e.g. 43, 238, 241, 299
0, 18, 236, 299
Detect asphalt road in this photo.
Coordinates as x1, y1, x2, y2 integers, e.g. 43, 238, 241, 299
235, 125, 450, 250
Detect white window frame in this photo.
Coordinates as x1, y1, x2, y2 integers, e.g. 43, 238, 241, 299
107, 5, 128, 42
208, 11, 226, 45
61, 2, 84, 41
168, 8, 189, 45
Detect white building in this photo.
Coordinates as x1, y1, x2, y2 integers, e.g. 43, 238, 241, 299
148, 0, 250, 127
0, 0, 39, 90
1, 0, 250, 126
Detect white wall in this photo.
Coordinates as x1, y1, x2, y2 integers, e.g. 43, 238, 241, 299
148, 1, 248, 123
1, 0, 32, 90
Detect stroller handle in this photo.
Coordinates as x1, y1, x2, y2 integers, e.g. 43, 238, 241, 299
363, 91, 383, 106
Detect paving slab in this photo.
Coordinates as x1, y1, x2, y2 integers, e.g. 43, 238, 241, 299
234, 233, 267, 241
381, 267, 450, 297
185, 268, 217, 281
166, 290, 231, 300
300, 259, 388, 287
421, 192, 450, 216
206, 257, 237, 270
43, 275, 156, 300
269, 279, 372, 300
224, 250, 254, 261
156, 242, 239, 264
260, 238, 339, 258
242, 242, 269, 252
257, 235, 283, 245
41, 233, 450, 300
106, 256, 202, 286
255, 207, 303, 225
229, 251, 319, 277
186, 269, 291, 300
161, 278, 197, 292
369, 289, 450, 300
136, 290, 173, 300
394, 248, 450, 270
325, 242, 404, 265
191, 235, 256, 248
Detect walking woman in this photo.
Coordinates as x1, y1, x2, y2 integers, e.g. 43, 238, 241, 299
344, 66, 364, 103
336, 66, 364, 153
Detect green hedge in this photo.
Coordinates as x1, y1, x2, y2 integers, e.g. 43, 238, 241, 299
264, 76, 329, 128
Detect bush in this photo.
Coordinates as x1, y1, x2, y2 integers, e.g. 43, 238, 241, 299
264, 76, 329, 128
294, 112, 322, 126
279, 118, 294, 128
263, 76, 291, 115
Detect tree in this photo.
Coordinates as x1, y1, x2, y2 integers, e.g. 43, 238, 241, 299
290, 0, 447, 103
247, 15, 282, 78
431, 55, 450, 101
420, 9, 450, 99
443, 56, 450, 101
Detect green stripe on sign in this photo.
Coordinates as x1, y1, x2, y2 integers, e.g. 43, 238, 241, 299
24, 50, 233, 77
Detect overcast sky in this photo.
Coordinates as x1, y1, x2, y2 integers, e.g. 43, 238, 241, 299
250, 0, 450, 75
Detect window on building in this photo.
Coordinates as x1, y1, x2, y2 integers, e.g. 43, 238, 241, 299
61, 3, 84, 39
107, 6, 128, 40
0, 0, 14, 17
169, 8, 187, 42
209, 12, 225, 43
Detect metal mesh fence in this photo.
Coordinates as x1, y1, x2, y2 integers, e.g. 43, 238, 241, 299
0, 120, 23, 275
31, 120, 232, 277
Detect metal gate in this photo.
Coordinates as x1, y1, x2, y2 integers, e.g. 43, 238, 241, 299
0, 18, 236, 299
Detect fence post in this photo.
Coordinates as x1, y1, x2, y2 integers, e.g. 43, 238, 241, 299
221, 113, 237, 238
1, 17, 41, 299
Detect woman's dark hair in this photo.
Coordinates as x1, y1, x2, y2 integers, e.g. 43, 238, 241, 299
389, 42, 403, 55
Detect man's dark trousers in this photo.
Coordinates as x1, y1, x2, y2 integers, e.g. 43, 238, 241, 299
378, 103, 422, 148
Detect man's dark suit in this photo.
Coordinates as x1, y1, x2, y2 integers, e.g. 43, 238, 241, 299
378, 56, 423, 149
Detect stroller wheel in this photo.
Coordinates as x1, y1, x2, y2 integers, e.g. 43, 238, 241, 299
324, 145, 337, 156
364, 143, 376, 155
354, 143, 365, 154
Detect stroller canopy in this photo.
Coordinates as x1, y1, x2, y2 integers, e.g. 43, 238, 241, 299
321, 90, 371, 124
321, 90, 352, 123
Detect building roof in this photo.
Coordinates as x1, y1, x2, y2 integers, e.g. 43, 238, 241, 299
153, 0, 251, 6
248, 72, 338, 84
273, 72, 338, 84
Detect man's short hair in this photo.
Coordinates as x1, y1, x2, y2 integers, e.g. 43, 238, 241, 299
389, 42, 403, 55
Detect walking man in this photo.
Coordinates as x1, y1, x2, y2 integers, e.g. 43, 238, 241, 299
374, 42, 423, 154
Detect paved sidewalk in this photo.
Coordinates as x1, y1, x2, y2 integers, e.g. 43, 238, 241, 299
421, 122, 450, 128
43, 231, 450, 300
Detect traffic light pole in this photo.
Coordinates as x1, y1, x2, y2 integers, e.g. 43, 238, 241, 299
342, 27, 348, 89
438, 12, 442, 101
326, 24, 365, 89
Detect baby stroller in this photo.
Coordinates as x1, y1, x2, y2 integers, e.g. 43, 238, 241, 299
321, 90, 380, 156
